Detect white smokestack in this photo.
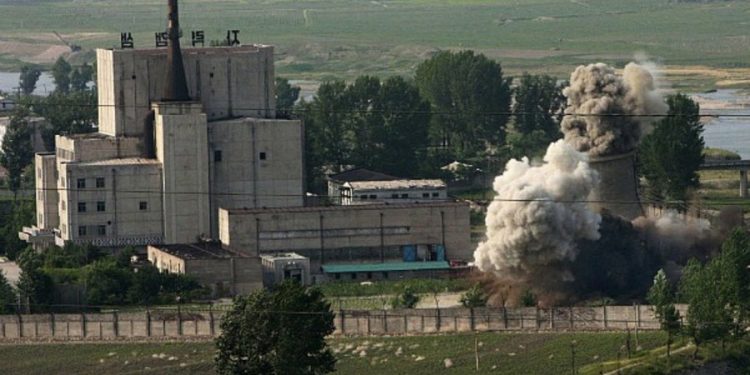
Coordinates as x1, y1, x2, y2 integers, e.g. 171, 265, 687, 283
473, 140, 601, 279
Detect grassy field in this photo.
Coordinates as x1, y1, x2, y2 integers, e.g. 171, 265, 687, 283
0, 331, 670, 374
1, 0, 750, 89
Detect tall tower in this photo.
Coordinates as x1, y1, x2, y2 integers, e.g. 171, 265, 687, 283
154, 0, 211, 243
163, 0, 190, 102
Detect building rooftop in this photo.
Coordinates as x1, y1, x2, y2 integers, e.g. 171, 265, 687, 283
328, 168, 398, 183
226, 201, 466, 215
75, 157, 161, 166
260, 252, 307, 261
321, 261, 450, 273
347, 179, 446, 191
150, 242, 250, 260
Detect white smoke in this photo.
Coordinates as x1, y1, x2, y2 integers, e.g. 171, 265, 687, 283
560, 62, 668, 157
473, 140, 601, 278
632, 210, 713, 254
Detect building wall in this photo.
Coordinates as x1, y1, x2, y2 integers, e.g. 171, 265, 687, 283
187, 257, 263, 296
154, 102, 211, 244
35, 153, 59, 230
58, 161, 163, 246
208, 118, 304, 237
54, 134, 141, 163
97, 45, 275, 138
219, 202, 472, 270
148, 247, 186, 274
343, 186, 448, 205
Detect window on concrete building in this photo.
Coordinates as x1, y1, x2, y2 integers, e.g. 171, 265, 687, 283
139, 201, 148, 211
367, 272, 372, 279
350, 273, 356, 280
214, 150, 222, 162
382, 272, 389, 279
369, 194, 376, 199
96, 225, 106, 236
335, 273, 341, 280
97, 201, 106, 212
432, 192, 439, 197
259, 152, 267, 160
78, 226, 87, 236
77, 178, 86, 189
96, 177, 105, 188
400, 193, 408, 199
391, 193, 398, 199
78, 202, 87, 213
360, 195, 368, 200
422, 192, 429, 198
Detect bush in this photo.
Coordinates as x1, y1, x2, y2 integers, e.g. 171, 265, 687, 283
460, 284, 488, 308
391, 287, 420, 309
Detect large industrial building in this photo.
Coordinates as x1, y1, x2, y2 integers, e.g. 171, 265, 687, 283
20, 0, 471, 288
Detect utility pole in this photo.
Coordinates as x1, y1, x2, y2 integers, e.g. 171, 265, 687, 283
570, 340, 577, 375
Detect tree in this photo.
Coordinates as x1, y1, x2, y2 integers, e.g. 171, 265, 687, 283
415, 50, 512, 159
70, 63, 94, 92
391, 286, 420, 309
507, 74, 565, 157
16, 248, 54, 313
0, 106, 33, 197
126, 264, 163, 304
0, 271, 17, 314
215, 281, 336, 374
83, 259, 133, 305
35, 90, 97, 150
460, 284, 488, 308
275, 77, 300, 118
647, 269, 681, 360
51, 57, 72, 94
679, 258, 733, 358
19, 65, 41, 96
639, 94, 704, 203
713, 229, 750, 335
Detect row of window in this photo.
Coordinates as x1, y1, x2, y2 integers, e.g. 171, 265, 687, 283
78, 225, 107, 237
334, 271, 389, 280
358, 192, 441, 200
63, 200, 148, 212
76, 177, 106, 189
213, 150, 267, 162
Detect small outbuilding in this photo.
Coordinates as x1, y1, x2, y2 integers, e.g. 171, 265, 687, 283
260, 252, 311, 287
147, 242, 263, 297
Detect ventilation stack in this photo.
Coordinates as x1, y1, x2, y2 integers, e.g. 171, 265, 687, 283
588, 151, 643, 221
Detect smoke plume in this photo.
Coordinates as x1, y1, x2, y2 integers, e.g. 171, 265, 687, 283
473, 140, 601, 284
560, 63, 667, 157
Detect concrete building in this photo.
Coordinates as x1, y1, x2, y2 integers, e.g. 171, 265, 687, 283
339, 179, 448, 205
147, 242, 262, 296
260, 252, 311, 286
20, 3, 303, 249
588, 151, 643, 220
219, 202, 471, 282
327, 168, 448, 205
0, 96, 15, 111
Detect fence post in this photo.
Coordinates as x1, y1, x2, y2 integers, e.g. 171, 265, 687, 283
17, 314, 22, 338
603, 305, 608, 329
50, 313, 56, 337
403, 312, 408, 334
146, 308, 151, 337
381, 310, 385, 334
81, 313, 86, 338
177, 305, 183, 336
208, 306, 215, 337
339, 309, 345, 335
470, 308, 475, 331
569, 306, 574, 330
112, 311, 118, 337
549, 308, 554, 330
502, 307, 508, 330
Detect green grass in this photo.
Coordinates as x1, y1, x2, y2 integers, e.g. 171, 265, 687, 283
0, 331, 669, 374
1, 0, 750, 89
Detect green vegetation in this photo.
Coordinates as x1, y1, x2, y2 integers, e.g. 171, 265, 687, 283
0, 0, 750, 90
215, 281, 335, 375
703, 147, 741, 161
639, 94, 704, 204
318, 278, 471, 298
0, 331, 669, 374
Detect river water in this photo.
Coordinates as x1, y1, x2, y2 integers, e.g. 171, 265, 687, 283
0, 71, 55, 96
692, 90, 750, 159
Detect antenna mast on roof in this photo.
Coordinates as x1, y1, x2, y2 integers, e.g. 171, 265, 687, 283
163, 0, 191, 101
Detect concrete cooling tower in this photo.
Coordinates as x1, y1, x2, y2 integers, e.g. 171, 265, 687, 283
588, 151, 643, 221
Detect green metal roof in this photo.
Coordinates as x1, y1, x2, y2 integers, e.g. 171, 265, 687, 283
321, 261, 450, 273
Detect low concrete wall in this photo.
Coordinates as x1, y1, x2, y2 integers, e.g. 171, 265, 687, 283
0, 305, 686, 341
